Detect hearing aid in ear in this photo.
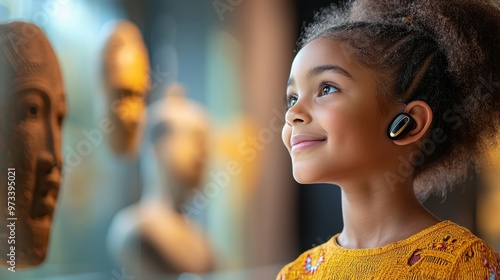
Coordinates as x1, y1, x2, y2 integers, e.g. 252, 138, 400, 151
387, 113, 416, 140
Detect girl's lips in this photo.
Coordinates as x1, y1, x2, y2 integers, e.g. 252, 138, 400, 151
291, 140, 325, 152
290, 134, 326, 152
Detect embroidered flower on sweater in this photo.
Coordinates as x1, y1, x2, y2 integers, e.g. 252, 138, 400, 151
432, 235, 458, 252
481, 243, 499, 280
303, 252, 325, 274
408, 249, 423, 266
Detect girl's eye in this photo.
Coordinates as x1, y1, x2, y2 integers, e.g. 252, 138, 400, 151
286, 95, 298, 109
321, 84, 339, 96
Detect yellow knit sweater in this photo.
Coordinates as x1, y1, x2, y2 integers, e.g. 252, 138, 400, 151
277, 221, 500, 279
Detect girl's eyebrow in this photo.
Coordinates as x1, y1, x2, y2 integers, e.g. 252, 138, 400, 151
307, 64, 353, 80
287, 64, 353, 88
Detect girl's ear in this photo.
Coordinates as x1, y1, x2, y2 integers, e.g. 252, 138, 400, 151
392, 100, 433, 146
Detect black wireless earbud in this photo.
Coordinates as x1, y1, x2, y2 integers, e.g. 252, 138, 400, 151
387, 113, 416, 140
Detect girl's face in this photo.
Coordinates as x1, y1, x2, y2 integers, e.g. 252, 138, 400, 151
282, 38, 400, 185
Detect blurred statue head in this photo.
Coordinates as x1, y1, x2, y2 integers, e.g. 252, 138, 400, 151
0, 22, 66, 267
102, 20, 150, 156
148, 84, 209, 203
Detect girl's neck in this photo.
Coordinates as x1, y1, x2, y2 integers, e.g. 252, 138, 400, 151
336, 177, 440, 249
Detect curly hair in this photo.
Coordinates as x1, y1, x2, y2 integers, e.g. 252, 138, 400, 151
299, 0, 500, 200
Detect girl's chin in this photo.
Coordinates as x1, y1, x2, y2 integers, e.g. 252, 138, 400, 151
292, 173, 320, 184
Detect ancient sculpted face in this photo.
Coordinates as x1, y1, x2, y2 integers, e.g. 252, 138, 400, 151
0, 22, 66, 268
102, 20, 150, 156
150, 84, 209, 191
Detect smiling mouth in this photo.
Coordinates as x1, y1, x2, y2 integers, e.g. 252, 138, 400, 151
291, 139, 325, 152
290, 134, 326, 152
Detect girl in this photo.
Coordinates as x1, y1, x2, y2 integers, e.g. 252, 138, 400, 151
278, 0, 500, 278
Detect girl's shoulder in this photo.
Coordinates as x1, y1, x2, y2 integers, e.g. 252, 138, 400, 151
433, 221, 500, 279
276, 221, 500, 279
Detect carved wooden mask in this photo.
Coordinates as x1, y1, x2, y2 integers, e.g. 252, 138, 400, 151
102, 20, 150, 156
0, 22, 66, 268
